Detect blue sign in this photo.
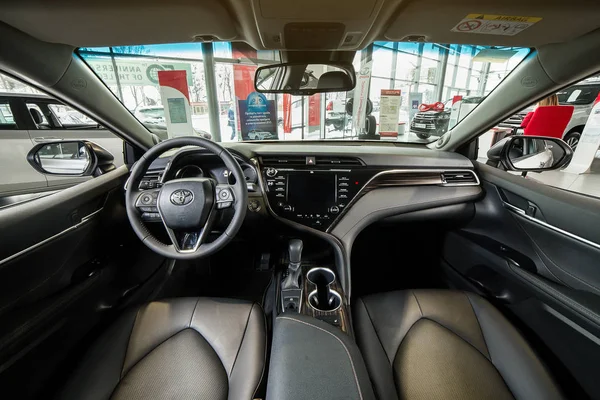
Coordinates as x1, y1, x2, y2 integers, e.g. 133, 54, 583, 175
238, 92, 278, 141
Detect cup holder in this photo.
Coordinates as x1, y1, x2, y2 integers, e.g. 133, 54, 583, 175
308, 289, 342, 312
307, 268, 335, 287
306, 268, 341, 312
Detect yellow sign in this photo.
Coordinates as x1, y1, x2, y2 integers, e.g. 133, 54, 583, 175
451, 14, 542, 36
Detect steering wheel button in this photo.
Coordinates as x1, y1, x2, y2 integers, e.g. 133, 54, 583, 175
219, 190, 230, 200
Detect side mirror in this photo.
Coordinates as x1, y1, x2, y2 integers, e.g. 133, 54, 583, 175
487, 136, 573, 172
27, 140, 115, 176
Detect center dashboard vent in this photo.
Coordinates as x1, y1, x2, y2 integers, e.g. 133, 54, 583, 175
441, 171, 478, 185
261, 155, 364, 167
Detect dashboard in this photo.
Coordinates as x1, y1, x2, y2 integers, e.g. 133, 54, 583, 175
140, 142, 482, 236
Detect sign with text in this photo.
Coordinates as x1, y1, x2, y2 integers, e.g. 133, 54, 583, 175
408, 92, 423, 128
158, 70, 194, 138
352, 62, 372, 135
564, 102, 600, 174
87, 57, 193, 86
238, 92, 278, 141
379, 89, 402, 140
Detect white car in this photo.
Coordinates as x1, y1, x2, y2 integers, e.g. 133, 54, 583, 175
0, 92, 125, 198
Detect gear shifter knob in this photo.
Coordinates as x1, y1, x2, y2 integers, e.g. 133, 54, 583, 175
288, 239, 303, 265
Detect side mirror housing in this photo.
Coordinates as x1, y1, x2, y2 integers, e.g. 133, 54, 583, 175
487, 135, 573, 172
27, 140, 115, 176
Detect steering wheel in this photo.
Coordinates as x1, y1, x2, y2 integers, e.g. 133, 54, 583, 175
125, 137, 248, 259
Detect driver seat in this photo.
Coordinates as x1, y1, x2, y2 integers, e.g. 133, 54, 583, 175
60, 298, 266, 400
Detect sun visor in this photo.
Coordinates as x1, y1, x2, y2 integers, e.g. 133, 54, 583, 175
384, 0, 600, 47
0, 0, 238, 47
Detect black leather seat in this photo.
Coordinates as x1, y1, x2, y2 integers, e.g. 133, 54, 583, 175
354, 290, 563, 400
60, 298, 266, 400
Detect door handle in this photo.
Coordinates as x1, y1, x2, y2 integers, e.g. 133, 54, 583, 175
33, 136, 61, 143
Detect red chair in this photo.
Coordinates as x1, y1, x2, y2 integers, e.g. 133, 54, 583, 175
523, 105, 574, 138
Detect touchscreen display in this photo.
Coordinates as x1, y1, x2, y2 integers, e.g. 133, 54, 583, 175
287, 173, 335, 212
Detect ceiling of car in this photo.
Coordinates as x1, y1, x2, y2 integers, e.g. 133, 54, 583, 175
1, 0, 600, 50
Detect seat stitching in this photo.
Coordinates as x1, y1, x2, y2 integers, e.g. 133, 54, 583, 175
229, 303, 254, 377
402, 318, 513, 395
188, 298, 201, 328
359, 298, 394, 365
279, 316, 364, 400
411, 290, 424, 317
464, 293, 491, 361
118, 329, 194, 383
118, 308, 141, 380
251, 303, 268, 399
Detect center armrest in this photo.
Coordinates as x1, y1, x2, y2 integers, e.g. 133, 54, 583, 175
266, 313, 375, 400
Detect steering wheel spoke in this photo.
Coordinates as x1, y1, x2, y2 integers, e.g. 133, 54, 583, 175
163, 203, 217, 253
215, 184, 235, 209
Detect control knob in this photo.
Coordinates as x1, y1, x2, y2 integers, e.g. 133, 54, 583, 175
266, 167, 278, 177
330, 206, 340, 214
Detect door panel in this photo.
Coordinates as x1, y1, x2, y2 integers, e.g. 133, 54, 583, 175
0, 165, 167, 398
442, 162, 600, 399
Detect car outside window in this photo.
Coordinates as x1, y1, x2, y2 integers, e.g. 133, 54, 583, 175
48, 104, 98, 128
478, 74, 600, 200
0, 101, 16, 128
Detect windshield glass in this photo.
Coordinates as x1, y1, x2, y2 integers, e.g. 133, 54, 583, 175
78, 42, 528, 143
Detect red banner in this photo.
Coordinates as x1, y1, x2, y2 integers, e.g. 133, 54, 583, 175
232, 44, 258, 131
283, 94, 292, 133
308, 94, 320, 127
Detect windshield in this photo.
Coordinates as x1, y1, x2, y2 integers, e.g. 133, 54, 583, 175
78, 42, 528, 143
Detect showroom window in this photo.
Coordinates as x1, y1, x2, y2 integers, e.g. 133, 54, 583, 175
477, 74, 600, 199
78, 42, 528, 143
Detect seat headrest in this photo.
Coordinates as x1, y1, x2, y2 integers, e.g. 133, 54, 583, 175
29, 108, 44, 124
317, 71, 351, 90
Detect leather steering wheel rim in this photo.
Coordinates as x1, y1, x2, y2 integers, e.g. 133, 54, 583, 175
125, 137, 248, 260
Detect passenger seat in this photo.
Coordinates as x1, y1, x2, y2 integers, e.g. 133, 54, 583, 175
354, 290, 563, 400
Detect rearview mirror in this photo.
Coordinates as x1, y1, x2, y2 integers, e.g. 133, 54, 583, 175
254, 63, 355, 95
487, 136, 573, 172
27, 140, 114, 176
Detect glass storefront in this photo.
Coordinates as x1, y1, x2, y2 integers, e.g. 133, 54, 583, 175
72, 42, 529, 143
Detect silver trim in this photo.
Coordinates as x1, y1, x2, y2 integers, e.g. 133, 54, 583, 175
306, 267, 336, 286
308, 289, 342, 313
503, 201, 600, 251
0, 207, 104, 267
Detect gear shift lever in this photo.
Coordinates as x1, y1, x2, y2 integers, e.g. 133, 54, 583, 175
282, 239, 303, 290
281, 239, 303, 312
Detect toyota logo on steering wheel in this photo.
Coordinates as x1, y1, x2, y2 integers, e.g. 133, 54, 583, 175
170, 189, 194, 206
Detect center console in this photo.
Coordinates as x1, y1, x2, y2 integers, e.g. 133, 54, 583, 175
263, 166, 374, 231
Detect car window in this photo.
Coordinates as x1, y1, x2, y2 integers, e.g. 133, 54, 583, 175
48, 103, 99, 128
478, 73, 600, 199
78, 42, 529, 144
0, 101, 17, 129
557, 85, 600, 105
26, 103, 51, 127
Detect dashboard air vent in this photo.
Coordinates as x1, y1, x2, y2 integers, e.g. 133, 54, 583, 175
315, 156, 363, 166
261, 156, 306, 166
261, 155, 364, 167
441, 171, 478, 185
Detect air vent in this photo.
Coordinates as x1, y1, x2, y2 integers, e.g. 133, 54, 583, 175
261, 155, 364, 167
261, 156, 306, 166
315, 156, 363, 166
441, 171, 478, 185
